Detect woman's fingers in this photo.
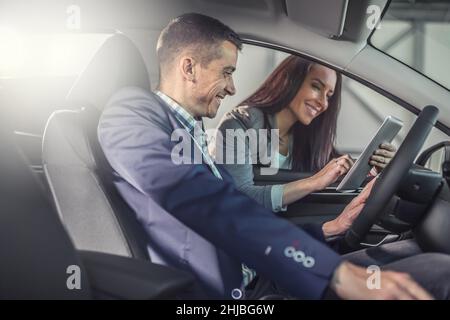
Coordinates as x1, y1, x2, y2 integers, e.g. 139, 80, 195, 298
374, 149, 395, 159
335, 154, 354, 173
319, 155, 356, 189
372, 143, 396, 168
374, 148, 394, 157
370, 154, 390, 168
370, 144, 397, 170
338, 154, 354, 166
337, 160, 351, 171
380, 143, 397, 152
370, 160, 386, 168
370, 155, 388, 163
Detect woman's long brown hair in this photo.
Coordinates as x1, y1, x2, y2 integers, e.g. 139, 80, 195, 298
239, 55, 342, 172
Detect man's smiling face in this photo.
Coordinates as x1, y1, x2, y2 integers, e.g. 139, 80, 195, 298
191, 40, 238, 118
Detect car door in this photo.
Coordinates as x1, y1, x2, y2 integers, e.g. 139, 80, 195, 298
205, 43, 449, 231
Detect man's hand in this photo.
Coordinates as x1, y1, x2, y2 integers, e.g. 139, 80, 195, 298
322, 177, 376, 238
330, 261, 434, 300
370, 143, 397, 172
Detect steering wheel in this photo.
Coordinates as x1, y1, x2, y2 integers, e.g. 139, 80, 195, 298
344, 105, 439, 248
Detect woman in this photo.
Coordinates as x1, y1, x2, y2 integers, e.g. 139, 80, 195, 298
214, 55, 395, 216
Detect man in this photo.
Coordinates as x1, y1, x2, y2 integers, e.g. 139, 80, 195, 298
98, 13, 445, 299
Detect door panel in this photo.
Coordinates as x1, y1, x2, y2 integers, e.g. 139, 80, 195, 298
253, 167, 358, 224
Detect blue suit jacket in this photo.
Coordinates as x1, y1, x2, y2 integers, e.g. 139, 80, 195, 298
98, 87, 342, 299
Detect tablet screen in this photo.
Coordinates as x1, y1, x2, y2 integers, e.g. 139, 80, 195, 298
336, 116, 403, 192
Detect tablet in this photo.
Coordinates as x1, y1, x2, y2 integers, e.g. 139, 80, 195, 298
336, 116, 403, 192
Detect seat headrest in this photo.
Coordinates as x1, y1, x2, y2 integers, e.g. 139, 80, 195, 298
66, 33, 150, 110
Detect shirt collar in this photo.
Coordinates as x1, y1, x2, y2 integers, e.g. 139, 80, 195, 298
155, 91, 200, 132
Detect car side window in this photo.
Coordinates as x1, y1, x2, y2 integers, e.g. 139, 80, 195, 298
424, 147, 445, 174
205, 43, 448, 170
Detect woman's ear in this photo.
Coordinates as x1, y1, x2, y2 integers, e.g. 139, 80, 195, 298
179, 56, 196, 83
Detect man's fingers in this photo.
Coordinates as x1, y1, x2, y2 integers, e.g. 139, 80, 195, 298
358, 186, 371, 201
363, 178, 376, 194
379, 273, 416, 300
385, 272, 434, 300
363, 176, 377, 189
399, 276, 434, 300
390, 285, 416, 300
355, 178, 376, 204
354, 193, 368, 207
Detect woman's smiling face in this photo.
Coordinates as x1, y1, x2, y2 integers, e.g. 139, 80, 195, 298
288, 64, 337, 125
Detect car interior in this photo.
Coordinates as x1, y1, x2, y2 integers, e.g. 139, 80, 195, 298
1, 0, 449, 299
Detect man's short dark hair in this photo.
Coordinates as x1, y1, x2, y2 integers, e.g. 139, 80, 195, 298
157, 13, 242, 75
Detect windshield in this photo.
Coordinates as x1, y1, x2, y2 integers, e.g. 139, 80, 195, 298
370, 0, 450, 90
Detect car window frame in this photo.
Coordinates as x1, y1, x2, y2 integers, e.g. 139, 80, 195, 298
367, 0, 450, 93
241, 38, 450, 138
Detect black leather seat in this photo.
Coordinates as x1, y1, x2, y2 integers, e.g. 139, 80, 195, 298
42, 33, 151, 259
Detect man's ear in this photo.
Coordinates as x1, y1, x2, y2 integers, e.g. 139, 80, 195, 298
179, 56, 196, 83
